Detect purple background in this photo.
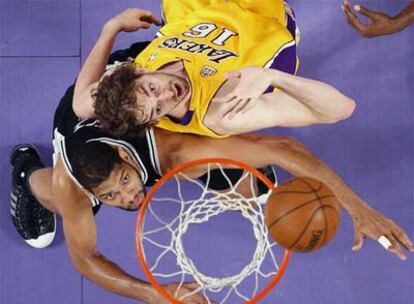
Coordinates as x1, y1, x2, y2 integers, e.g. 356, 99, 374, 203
0, 0, 412, 303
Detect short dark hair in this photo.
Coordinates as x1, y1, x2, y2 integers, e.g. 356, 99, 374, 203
71, 141, 122, 192
92, 64, 155, 137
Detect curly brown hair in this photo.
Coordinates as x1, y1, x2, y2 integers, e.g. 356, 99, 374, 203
93, 64, 155, 137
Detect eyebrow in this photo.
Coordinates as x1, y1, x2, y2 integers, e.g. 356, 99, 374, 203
98, 189, 113, 199
119, 169, 126, 185
98, 169, 125, 198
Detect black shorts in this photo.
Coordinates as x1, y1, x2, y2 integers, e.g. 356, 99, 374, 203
198, 166, 277, 194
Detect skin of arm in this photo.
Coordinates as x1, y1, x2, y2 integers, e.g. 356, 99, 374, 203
72, 9, 160, 119
342, 0, 414, 38
154, 129, 414, 260
53, 159, 156, 302
53, 159, 207, 304
72, 23, 119, 118
207, 67, 355, 135
394, 1, 414, 30
265, 69, 356, 123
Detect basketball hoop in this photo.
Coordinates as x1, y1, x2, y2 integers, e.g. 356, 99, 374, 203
136, 158, 290, 303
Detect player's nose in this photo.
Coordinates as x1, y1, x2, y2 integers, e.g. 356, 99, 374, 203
122, 189, 135, 203
128, 192, 144, 209
160, 85, 175, 100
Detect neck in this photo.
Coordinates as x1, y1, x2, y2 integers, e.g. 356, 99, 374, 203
168, 96, 190, 120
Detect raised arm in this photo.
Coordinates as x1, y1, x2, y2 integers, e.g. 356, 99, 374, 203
208, 67, 355, 135
53, 159, 205, 304
156, 130, 414, 260
342, 0, 414, 38
73, 8, 160, 118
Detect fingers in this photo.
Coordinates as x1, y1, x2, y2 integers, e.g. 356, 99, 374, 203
221, 97, 245, 119
181, 282, 208, 304
375, 224, 413, 260
224, 71, 241, 79
354, 5, 379, 20
380, 220, 414, 260
229, 98, 251, 117
341, 1, 366, 34
391, 225, 414, 252
141, 12, 162, 26
352, 229, 364, 251
212, 94, 235, 103
380, 234, 406, 261
386, 221, 414, 252
239, 98, 257, 114
183, 282, 200, 290
137, 21, 151, 29
216, 93, 257, 119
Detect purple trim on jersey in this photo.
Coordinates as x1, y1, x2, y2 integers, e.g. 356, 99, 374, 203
169, 111, 194, 125
286, 13, 296, 39
263, 44, 296, 93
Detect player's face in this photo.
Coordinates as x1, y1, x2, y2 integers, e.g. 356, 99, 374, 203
92, 162, 146, 210
134, 72, 190, 124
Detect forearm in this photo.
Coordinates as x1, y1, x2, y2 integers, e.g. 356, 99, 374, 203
73, 252, 155, 302
259, 136, 369, 214
73, 21, 120, 117
213, 134, 370, 214
270, 138, 368, 214
267, 69, 356, 123
163, 131, 367, 214
76, 21, 120, 93
394, 1, 414, 31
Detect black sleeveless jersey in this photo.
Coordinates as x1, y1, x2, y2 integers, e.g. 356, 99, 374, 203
52, 85, 162, 208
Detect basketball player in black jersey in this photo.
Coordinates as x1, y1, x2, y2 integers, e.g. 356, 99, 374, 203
10, 19, 414, 304
11, 83, 414, 302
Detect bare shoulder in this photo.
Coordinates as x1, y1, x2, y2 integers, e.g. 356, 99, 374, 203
53, 157, 91, 215
152, 128, 206, 172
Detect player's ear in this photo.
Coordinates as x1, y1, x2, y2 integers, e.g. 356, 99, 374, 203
117, 147, 131, 162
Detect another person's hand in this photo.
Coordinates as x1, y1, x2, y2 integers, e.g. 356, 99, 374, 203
148, 282, 210, 304
107, 8, 161, 33
341, 0, 403, 38
349, 202, 414, 260
212, 67, 275, 119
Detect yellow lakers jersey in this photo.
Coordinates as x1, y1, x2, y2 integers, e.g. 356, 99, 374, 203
135, 0, 295, 138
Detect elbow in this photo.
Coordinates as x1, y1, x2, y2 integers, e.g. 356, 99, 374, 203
342, 98, 356, 120
72, 100, 94, 120
325, 97, 356, 124
70, 251, 99, 276
71, 255, 90, 274
72, 102, 83, 118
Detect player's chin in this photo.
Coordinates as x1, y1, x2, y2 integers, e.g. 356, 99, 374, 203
118, 204, 142, 212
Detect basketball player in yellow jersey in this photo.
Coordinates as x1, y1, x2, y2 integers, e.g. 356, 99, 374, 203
73, 2, 355, 138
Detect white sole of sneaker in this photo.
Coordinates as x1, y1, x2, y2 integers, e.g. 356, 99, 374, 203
25, 214, 57, 249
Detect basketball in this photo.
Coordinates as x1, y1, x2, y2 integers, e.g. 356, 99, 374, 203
264, 177, 340, 252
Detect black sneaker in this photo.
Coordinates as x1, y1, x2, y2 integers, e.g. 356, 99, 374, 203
10, 144, 56, 248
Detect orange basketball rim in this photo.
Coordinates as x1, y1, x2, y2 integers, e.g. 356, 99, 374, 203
136, 158, 291, 303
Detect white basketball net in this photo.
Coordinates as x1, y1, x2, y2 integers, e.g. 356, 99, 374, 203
139, 163, 284, 303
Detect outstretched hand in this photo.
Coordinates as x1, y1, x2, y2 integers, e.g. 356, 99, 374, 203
108, 8, 161, 33
212, 67, 275, 119
350, 203, 414, 260
341, 0, 400, 38
149, 281, 212, 304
